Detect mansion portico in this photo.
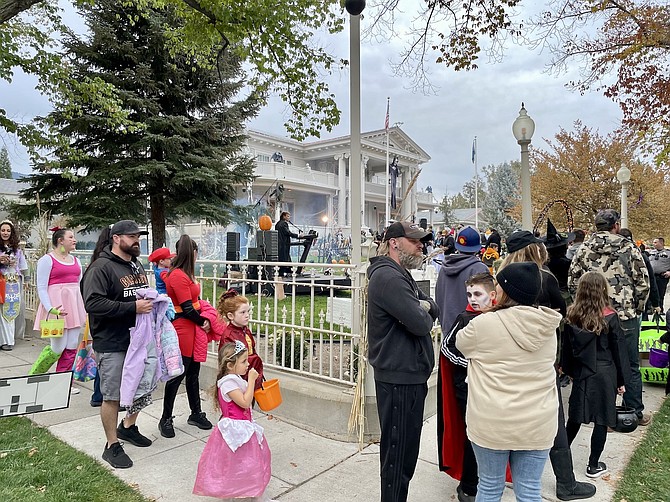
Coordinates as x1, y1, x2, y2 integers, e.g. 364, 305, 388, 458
243, 127, 435, 234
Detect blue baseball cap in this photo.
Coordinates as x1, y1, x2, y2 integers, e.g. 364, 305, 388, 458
455, 226, 482, 253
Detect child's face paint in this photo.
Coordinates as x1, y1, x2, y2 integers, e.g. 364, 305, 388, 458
467, 284, 494, 312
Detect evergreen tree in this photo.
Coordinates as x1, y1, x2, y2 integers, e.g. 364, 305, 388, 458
0, 146, 11, 178
17, 0, 260, 247
482, 161, 520, 237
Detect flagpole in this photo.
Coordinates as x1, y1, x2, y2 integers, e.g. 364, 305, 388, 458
385, 97, 390, 227
474, 136, 479, 230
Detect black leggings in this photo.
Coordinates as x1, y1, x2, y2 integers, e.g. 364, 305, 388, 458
566, 420, 607, 468
162, 355, 201, 419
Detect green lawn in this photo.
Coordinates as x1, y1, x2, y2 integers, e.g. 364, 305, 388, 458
0, 417, 149, 501
613, 395, 670, 502
199, 280, 352, 333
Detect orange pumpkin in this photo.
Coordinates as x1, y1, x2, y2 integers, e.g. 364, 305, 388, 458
259, 214, 273, 231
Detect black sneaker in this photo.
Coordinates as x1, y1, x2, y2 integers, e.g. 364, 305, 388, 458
457, 485, 476, 502
117, 420, 152, 447
159, 416, 176, 438
187, 412, 213, 430
102, 442, 133, 469
586, 462, 608, 478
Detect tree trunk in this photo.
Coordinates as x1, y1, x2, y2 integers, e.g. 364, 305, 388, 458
151, 194, 166, 249
0, 0, 42, 24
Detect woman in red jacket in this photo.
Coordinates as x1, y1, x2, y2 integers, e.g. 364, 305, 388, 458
159, 235, 212, 438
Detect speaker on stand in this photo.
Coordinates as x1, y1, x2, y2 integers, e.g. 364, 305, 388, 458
226, 232, 241, 269
254, 230, 279, 297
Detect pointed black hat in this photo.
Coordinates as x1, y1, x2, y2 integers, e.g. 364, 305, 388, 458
541, 219, 568, 249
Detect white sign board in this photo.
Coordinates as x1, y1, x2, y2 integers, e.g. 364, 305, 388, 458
0, 372, 72, 417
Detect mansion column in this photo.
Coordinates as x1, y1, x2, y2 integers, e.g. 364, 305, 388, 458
361, 156, 369, 229
335, 154, 347, 227
410, 165, 418, 222
401, 165, 411, 221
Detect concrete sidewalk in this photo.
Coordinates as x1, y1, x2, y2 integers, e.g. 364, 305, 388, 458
1, 334, 666, 501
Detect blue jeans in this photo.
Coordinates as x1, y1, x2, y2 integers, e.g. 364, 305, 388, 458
621, 316, 644, 416
471, 443, 549, 502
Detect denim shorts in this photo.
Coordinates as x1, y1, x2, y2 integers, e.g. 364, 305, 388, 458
96, 351, 126, 402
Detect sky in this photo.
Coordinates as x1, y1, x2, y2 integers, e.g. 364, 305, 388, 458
0, 2, 623, 201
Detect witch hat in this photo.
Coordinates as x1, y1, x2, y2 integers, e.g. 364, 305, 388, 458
541, 219, 568, 249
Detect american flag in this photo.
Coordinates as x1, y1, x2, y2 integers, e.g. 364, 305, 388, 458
385, 98, 389, 131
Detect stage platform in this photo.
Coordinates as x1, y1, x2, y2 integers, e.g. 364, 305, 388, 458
219, 272, 351, 296
280, 273, 351, 295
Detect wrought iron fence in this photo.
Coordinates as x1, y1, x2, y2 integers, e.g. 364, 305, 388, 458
24, 252, 442, 386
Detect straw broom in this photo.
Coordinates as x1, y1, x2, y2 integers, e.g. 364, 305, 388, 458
35, 194, 52, 257
347, 279, 369, 449
392, 168, 422, 221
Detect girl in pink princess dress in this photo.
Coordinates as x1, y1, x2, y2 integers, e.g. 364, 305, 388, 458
193, 341, 273, 501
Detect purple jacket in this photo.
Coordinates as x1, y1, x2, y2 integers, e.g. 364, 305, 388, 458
120, 288, 171, 408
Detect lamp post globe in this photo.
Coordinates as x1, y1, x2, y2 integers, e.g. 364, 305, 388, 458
512, 103, 536, 143
512, 103, 535, 230
345, 0, 366, 15
616, 165, 631, 184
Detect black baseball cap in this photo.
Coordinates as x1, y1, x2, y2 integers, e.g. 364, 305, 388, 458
383, 221, 432, 242
111, 220, 149, 236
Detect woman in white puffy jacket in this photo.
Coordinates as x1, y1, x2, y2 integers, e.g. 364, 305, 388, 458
456, 262, 562, 502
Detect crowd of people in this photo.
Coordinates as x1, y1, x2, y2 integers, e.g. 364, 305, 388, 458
368, 210, 665, 502
3, 210, 668, 502
3, 219, 275, 501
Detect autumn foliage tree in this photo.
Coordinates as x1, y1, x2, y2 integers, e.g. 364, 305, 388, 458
531, 0, 670, 167
530, 121, 670, 239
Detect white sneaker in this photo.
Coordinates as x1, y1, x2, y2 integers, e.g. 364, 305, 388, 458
70, 387, 80, 395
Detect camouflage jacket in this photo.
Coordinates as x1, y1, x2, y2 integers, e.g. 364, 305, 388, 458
568, 231, 649, 320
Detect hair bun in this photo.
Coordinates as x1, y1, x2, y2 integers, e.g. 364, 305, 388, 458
222, 288, 238, 300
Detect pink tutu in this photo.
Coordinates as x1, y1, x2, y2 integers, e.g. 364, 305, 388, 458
194, 378, 272, 499
193, 420, 272, 498
33, 282, 86, 330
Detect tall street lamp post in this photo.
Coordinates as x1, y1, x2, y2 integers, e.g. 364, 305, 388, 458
512, 103, 535, 230
617, 164, 631, 228
346, 0, 365, 266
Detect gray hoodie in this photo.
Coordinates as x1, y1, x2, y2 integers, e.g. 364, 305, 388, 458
435, 253, 489, 335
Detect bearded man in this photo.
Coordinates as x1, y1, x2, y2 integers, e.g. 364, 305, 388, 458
82, 220, 153, 469
367, 221, 440, 502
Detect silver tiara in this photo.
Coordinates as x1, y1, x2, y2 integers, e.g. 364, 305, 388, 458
233, 340, 246, 356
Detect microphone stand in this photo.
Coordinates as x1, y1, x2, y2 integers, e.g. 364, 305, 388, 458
252, 179, 279, 210
288, 220, 304, 237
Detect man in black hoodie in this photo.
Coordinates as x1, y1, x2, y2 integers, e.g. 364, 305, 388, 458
82, 220, 153, 469
367, 221, 440, 502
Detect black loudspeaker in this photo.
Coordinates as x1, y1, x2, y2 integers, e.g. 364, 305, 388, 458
226, 232, 240, 256
247, 247, 258, 261
419, 218, 428, 230
256, 230, 278, 261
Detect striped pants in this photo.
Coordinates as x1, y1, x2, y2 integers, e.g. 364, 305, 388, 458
375, 380, 428, 502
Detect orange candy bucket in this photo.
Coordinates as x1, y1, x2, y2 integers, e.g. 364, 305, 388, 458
254, 379, 282, 411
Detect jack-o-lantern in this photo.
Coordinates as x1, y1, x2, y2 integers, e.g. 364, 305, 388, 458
259, 214, 273, 231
